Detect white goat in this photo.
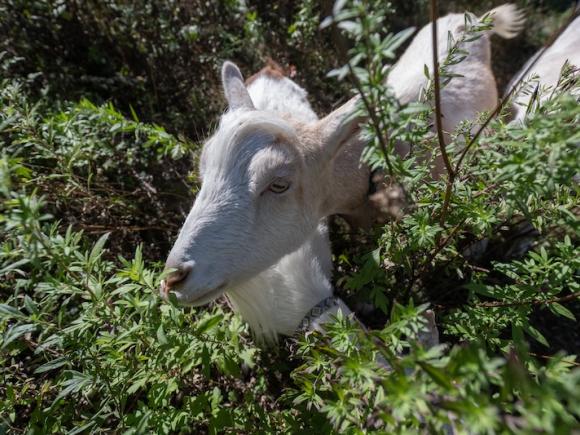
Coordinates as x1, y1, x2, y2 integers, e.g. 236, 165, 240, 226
163, 60, 357, 340
162, 5, 524, 341
507, 15, 580, 121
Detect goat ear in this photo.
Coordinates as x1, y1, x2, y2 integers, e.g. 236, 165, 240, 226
222, 61, 255, 110
316, 97, 364, 162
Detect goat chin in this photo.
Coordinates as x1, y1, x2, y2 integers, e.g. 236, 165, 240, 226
226, 222, 335, 344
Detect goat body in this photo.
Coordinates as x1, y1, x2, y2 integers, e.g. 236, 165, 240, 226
507, 15, 580, 121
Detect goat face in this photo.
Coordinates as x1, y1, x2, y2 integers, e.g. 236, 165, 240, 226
162, 62, 361, 305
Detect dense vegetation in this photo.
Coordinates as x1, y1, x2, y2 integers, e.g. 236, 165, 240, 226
1, 0, 578, 433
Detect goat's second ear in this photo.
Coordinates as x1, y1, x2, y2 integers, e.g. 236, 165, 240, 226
316, 97, 364, 162
222, 61, 255, 110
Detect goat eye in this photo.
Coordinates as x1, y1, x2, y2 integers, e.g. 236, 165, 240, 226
268, 179, 290, 194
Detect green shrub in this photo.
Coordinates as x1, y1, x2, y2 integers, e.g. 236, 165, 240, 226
287, 2, 580, 431
1, 0, 579, 433
0, 77, 197, 259
0, 0, 349, 137
0, 79, 290, 433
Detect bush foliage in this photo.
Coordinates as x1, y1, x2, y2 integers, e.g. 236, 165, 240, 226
1, 0, 579, 433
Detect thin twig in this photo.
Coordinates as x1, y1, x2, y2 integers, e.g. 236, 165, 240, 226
476, 290, 580, 308
472, 182, 499, 198
469, 265, 491, 273
454, 6, 580, 174
438, 181, 454, 227
434, 290, 580, 312
528, 352, 580, 367
429, 0, 454, 179
346, 61, 394, 176
330, 3, 394, 177
78, 224, 176, 233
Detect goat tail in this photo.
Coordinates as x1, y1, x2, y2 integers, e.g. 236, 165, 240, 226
484, 4, 526, 39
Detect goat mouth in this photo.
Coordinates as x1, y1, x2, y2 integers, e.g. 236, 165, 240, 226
170, 283, 228, 306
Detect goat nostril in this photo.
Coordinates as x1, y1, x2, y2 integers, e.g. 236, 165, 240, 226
165, 264, 192, 290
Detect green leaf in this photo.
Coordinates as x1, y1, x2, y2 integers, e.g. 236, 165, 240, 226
2, 323, 37, 348
23, 296, 39, 316
195, 314, 224, 335
156, 324, 168, 345
0, 258, 30, 276
127, 375, 149, 395
201, 344, 211, 378
524, 325, 549, 348
89, 232, 109, 263
550, 302, 576, 321
0, 304, 27, 320
418, 361, 453, 390
35, 356, 68, 374
53, 371, 93, 405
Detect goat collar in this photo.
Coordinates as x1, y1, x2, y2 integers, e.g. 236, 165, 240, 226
296, 296, 349, 334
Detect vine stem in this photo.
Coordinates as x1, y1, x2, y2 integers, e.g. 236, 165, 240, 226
330, 1, 394, 177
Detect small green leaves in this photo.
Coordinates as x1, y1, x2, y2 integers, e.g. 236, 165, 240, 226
52, 371, 93, 406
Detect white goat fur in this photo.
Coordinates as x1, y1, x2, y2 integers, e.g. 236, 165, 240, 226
507, 15, 580, 121
245, 73, 319, 123
164, 5, 524, 341
227, 223, 352, 340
